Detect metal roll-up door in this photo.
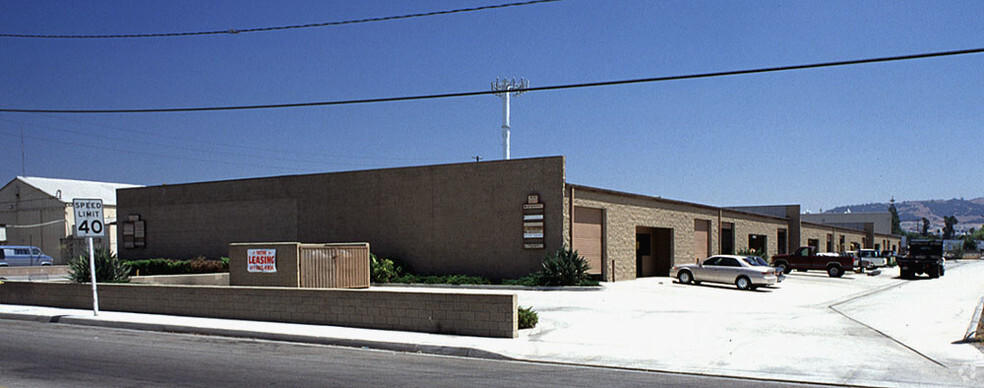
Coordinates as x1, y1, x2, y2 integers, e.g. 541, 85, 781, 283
573, 207, 603, 275
694, 219, 710, 262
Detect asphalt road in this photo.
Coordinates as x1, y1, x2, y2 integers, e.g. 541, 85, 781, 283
0, 320, 824, 388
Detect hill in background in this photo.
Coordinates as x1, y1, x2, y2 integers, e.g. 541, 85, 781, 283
826, 198, 984, 230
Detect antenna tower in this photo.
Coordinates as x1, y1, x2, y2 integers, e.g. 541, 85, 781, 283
491, 77, 528, 160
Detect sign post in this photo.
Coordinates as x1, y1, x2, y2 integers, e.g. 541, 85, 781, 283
73, 198, 104, 316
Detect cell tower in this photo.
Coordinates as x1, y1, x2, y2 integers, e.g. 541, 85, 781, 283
491, 77, 529, 160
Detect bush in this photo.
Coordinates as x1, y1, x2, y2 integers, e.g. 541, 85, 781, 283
370, 254, 405, 283
126, 257, 228, 276
736, 248, 766, 258
68, 249, 131, 283
518, 306, 538, 329
535, 247, 590, 286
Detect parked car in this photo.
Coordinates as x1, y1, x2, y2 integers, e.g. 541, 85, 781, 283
672, 255, 780, 291
0, 246, 55, 266
771, 246, 855, 277
857, 249, 887, 268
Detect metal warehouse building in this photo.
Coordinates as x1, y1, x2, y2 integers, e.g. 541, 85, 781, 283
116, 156, 899, 282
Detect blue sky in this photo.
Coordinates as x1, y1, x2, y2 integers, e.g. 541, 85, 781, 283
1, 0, 981, 212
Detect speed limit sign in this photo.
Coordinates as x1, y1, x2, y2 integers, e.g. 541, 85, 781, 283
73, 198, 105, 237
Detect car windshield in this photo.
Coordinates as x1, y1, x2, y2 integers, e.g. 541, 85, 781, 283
742, 256, 769, 267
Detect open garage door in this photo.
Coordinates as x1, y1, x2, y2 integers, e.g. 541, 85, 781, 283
573, 206, 603, 275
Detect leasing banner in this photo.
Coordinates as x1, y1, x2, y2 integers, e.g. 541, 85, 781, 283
247, 249, 277, 273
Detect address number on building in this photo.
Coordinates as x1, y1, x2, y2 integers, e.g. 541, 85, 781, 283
73, 198, 105, 238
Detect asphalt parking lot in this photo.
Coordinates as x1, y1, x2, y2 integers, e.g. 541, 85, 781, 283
501, 260, 984, 387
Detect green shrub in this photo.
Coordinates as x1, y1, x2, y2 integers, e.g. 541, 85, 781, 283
535, 247, 590, 286
68, 249, 131, 283
126, 257, 228, 276
736, 248, 766, 258
518, 306, 538, 329
501, 274, 539, 287
370, 254, 405, 283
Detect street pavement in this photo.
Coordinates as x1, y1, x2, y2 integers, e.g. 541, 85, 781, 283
2, 261, 984, 387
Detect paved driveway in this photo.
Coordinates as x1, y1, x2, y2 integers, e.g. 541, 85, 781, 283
502, 260, 984, 387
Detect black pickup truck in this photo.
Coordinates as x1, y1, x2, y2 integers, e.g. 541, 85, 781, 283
898, 240, 945, 279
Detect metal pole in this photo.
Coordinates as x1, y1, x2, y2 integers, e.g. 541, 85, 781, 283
88, 236, 99, 316
502, 91, 511, 160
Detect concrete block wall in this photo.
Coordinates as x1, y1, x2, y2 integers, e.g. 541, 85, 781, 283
118, 156, 568, 281
802, 223, 867, 253
0, 282, 517, 338
569, 186, 787, 281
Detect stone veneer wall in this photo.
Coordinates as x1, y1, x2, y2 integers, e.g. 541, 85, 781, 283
118, 156, 567, 280
567, 186, 788, 281
0, 282, 517, 338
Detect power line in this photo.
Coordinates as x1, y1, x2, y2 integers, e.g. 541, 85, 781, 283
2, 46, 982, 114
0, 0, 560, 39
21, 113, 440, 164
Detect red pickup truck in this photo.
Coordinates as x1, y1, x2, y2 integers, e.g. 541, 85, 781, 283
771, 246, 855, 278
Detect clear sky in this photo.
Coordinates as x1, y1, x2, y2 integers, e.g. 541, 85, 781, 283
1, 0, 981, 212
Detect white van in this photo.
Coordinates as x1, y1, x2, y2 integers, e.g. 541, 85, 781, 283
0, 246, 55, 266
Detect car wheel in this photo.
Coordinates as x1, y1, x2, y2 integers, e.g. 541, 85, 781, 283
735, 276, 752, 290
678, 270, 693, 285
827, 266, 843, 278
929, 266, 939, 279
776, 263, 789, 274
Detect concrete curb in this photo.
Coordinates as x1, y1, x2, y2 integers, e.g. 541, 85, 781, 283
1, 311, 870, 388
964, 296, 984, 342
1, 311, 513, 361
373, 283, 602, 292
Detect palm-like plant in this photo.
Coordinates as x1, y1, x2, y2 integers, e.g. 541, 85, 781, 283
68, 249, 131, 283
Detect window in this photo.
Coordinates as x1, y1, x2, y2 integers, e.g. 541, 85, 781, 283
703, 256, 722, 266
14, 248, 29, 255
720, 258, 741, 267
31, 248, 41, 255
807, 239, 820, 250
742, 256, 769, 267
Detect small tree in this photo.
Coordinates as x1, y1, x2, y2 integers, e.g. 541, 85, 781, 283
536, 247, 590, 286
921, 217, 931, 236
889, 199, 902, 235
68, 249, 131, 283
943, 215, 958, 240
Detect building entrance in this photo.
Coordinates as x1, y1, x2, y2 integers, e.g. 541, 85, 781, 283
636, 226, 673, 277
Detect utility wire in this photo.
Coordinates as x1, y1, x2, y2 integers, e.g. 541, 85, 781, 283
2, 46, 982, 114
0, 0, 560, 39
20, 113, 441, 164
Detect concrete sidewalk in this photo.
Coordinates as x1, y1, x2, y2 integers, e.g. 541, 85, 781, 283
3, 261, 984, 387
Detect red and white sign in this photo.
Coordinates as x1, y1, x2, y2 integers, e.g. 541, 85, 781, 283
247, 249, 277, 273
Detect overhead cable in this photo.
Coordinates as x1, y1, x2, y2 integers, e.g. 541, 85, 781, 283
0, 0, 560, 39
1, 46, 982, 114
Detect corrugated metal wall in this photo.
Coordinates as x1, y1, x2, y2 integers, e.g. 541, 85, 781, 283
299, 243, 370, 289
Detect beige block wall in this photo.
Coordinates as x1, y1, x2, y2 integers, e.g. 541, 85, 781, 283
568, 186, 788, 281
801, 223, 868, 252
118, 157, 567, 280
0, 281, 517, 338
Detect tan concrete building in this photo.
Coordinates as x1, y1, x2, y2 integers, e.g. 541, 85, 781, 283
117, 156, 836, 282
0, 176, 141, 263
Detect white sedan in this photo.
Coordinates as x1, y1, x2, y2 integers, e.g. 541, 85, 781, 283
672, 255, 781, 291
